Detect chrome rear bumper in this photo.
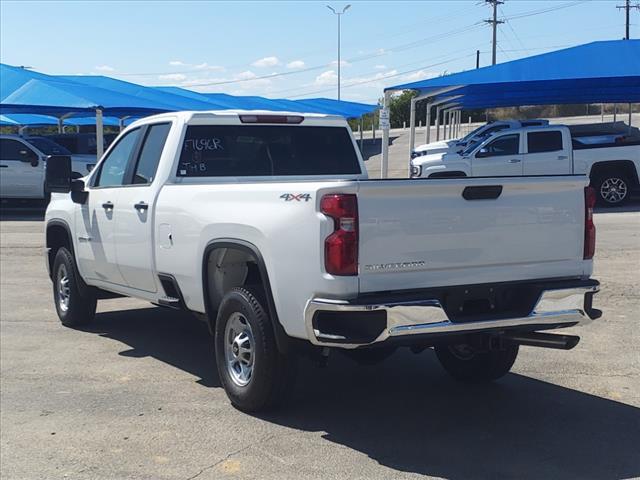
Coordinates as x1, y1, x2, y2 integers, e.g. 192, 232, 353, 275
304, 282, 599, 349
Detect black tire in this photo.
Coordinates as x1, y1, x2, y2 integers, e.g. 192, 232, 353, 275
342, 346, 397, 366
593, 173, 631, 207
435, 342, 518, 382
52, 247, 97, 327
214, 287, 296, 412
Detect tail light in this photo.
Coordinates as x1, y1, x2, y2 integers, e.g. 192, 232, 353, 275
584, 186, 596, 259
321, 194, 358, 276
239, 114, 303, 124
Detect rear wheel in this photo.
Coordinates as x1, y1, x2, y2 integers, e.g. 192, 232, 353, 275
435, 342, 518, 382
214, 287, 296, 412
594, 174, 630, 206
52, 247, 97, 327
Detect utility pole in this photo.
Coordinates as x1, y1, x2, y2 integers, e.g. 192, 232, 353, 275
617, 0, 640, 40
484, 0, 504, 65
327, 4, 351, 101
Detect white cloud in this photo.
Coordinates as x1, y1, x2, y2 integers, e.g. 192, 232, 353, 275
314, 70, 338, 86
158, 73, 187, 82
168, 60, 186, 66
194, 62, 225, 72
286, 60, 305, 69
94, 65, 115, 72
374, 64, 387, 70
330, 59, 351, 68
401, 69, 436, 82
251, 56, 280, 68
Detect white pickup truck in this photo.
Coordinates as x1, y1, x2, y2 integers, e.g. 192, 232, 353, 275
44, 110, 600, 412
0, 134, 95, 200
410, 124, 640, 206
411, 119, 549, 159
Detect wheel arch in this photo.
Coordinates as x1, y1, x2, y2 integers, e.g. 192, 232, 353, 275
589, 160, 639, 187
45, 219, 74, 279
202, 239, 290, 353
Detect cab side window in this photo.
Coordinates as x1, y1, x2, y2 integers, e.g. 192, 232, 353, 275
478, 134, 520, 157
0, 139, 36, 161
94, 129, 141, 187
527, 131, 563, 153
128, 123, 171, 185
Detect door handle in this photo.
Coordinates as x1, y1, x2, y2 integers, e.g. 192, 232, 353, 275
462, 185, 503, 200
0, 165, 7, 168
102, 201, 114, 210
508, 158, 521, 163
134, 201, 149, 211
557, 155, 568, 160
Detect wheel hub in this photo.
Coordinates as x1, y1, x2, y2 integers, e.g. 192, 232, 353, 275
224, 313, 254, 387
600, 177, 628, 204
56, 264, 70, 313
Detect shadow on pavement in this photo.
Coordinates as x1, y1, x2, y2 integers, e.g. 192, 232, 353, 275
359, 136, 400, 162
85, 305, 640, 479
594, 197, 640, 214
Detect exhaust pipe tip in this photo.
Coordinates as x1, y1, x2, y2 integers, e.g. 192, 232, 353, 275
503, 332, 580, 350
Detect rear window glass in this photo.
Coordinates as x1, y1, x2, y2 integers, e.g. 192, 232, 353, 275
177, 125, 361, 177
527, 131, 563, 153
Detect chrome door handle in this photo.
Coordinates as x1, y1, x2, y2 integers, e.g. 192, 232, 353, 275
557, 155, 568, 160
508, 158, 521, 163
0, 165, 8, 168
102, 201, 114, 210
134, 201, 148, 211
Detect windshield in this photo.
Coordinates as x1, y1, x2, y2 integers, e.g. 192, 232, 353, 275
26, 137, 72, 156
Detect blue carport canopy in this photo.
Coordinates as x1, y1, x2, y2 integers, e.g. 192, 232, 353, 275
386, 40, 640, 108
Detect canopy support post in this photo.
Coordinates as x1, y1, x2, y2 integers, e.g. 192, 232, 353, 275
57, 117, 64, 134
359, 117, 364, 152
381, 90, 391, 179
425, 102, 432, 144
435, 106, 441, 141
613, 104, 617, 122
629, 103, 633, 133
96, 108, 104, 161
409, 97, 417, 156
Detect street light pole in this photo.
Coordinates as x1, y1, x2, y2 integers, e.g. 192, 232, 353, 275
327, 4, 351, 101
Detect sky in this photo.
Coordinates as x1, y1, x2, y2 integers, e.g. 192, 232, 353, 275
0, 1, 634, 104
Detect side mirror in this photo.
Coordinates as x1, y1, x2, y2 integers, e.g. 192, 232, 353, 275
45, 155, 72, 193
18, 149, 38, 166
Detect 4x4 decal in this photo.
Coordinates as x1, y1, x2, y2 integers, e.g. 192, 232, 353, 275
280, 193, 312, 202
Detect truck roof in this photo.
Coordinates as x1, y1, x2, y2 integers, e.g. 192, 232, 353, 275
128, 110, 347, 129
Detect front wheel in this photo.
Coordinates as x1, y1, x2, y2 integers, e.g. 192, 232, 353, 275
214, 287, 296, 412
594, 174, 630, 207
52, 247, 97, 327
435, 342, 518, 382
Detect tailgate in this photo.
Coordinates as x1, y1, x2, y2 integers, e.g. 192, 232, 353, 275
355, 176, 589, 293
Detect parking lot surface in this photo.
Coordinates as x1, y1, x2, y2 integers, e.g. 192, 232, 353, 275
1, 208, 639, 479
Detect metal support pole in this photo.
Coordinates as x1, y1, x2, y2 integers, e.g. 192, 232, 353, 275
96, 108, 104, 161
629, 103, 633, 133
359, 117, 364, 151
468, 116, 472, 136
372, 112, 375, 141
57, 118, 63, 134
409, 97, 417, 155
381, 91, 391, 179
601, 104, 604, 122
443, 110, 449, 140
614, 104, 617, 122
425, 102, 432, 144
435, 106, 441, 141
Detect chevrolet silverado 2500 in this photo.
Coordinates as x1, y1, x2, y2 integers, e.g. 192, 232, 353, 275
44, 110, 600, 412
411, 124, 640, 206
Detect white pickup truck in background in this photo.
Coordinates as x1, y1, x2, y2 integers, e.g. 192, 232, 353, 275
410, 123, 640, 206
44, 110, 600, 412
411, 119, 550, 158
0, 134, 96, 200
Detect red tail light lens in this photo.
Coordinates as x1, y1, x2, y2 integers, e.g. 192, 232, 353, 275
239, 114, 304, 124
321, 194, 358, 276
584, 186, 596, 259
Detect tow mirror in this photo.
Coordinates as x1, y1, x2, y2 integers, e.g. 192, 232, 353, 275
45, 155, 72, 193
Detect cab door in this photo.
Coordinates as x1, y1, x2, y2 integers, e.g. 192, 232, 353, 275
0, 139, 45, 198
471, 133, 523, 177
74, 128, 142, 285
113, 122, 172, 293
523, 130, 572, 175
